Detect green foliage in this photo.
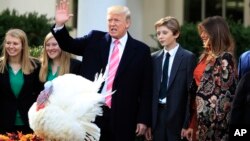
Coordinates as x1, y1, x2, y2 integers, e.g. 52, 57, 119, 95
150, 23, 202, 56
149, 33, 162, 52
29, 46, 43, 58
228, 20, 250, 58
0, 9, 52, 48
150, 21, 250, 59
179, 23, 203, 56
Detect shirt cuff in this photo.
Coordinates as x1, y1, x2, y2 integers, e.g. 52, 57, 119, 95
53, 25, 64, 32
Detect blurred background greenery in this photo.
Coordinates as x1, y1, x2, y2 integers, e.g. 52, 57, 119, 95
150, 19, 250, 59
1, 8, 250, 60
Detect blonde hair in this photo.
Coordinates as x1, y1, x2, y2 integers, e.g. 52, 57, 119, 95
0, 28, 37, 74
39, 32, 71, 82
155, 16, 180, 38
107, 5, 131, 21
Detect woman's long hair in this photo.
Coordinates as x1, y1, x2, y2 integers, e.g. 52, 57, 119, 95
198, 16, 235, 63
0, 28, 37, 74
39, 32, 71, 82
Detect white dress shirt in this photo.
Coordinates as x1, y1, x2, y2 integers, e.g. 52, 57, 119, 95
101, 33, 128, 94
159, 44, 179, 104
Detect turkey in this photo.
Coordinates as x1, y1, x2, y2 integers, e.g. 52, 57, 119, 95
28, 73, 108, 141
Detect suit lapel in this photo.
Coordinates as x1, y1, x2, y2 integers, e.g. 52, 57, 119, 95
3, 71, 16, 99
154, 50, 164, 96
115, 34, 136, 79
101, 33, 136, 83
168, 47, 184, 88
18, 74, 29, 99
100, 33, 112, 71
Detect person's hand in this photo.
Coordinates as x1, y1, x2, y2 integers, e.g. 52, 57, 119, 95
184, 128, 193, 141
145, 127, 153, 141
181, 128, 186, 140
55, 0, 73, 27
135, 123, 147, 136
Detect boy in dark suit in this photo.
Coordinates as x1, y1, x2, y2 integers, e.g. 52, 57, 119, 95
145, 16, 196, 141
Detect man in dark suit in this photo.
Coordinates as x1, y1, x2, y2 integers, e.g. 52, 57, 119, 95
145, 16, 196, 141
229, 71, 250, 140
51, 1, 152, 141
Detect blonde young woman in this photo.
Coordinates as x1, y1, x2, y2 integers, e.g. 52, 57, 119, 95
184, 16, 238, 141
0, 29, 43, 134
39, 32, 81, 82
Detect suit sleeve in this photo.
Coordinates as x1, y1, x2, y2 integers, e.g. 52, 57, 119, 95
230, 73, 248, 125
137, 47, 153, 127
69, 58, 82, 75
51, 25, 88, 56
183, 53, 197, 129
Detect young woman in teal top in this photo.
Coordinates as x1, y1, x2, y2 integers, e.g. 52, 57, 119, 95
39, 32, 81, 82
0, 29, 42, 134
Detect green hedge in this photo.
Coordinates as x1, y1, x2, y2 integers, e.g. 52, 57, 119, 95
0, 9, 52, 49
2, 8, 250, 59
151, 21, 250, 59
30, 46, 43, 58
229, 20, 250, 58
179, 23, 203, 57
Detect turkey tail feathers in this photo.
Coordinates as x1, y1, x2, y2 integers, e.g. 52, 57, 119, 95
28, 72, 113, 141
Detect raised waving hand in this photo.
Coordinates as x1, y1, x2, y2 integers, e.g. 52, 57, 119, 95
55, 0, 73, 27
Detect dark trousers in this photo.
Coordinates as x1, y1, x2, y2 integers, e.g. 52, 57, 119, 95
153, 105, 187, 141
95, 106, 137, 141
154, 105, 169, 141
95, 106, 112, 141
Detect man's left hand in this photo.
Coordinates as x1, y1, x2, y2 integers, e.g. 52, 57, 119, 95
135, 123, 147, 136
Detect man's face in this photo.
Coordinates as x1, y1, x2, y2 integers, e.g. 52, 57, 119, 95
107, 13, 130, 39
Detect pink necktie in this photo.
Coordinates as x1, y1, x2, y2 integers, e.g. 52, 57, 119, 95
106, 40, 120, 108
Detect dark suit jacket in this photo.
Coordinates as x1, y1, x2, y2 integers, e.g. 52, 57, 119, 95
0, 59, 43, 133
151, 47, 196, 140
229, 71, 250, 140
69, 58, 81, 75
51, 27, 153, 141
230, 71, 250, 125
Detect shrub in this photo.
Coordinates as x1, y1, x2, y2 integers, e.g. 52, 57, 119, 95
179, 22, 203, 56
0, 9, 52, 49
30, 46, 43, 58
150, 21, 250, 59
228, 20, 250, 58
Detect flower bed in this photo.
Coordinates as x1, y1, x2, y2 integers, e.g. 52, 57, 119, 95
0, 132, 43, 141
